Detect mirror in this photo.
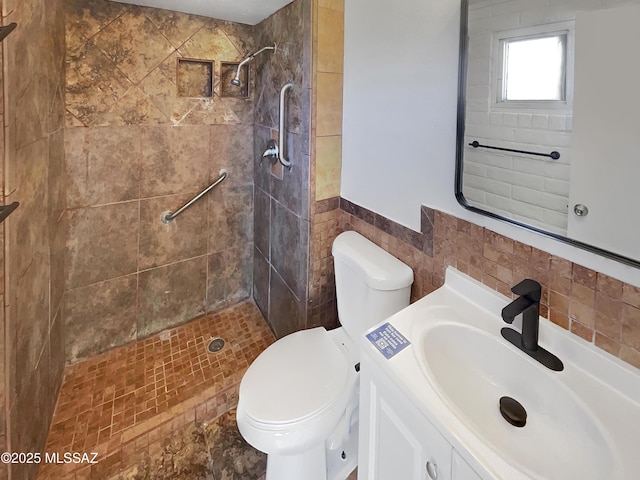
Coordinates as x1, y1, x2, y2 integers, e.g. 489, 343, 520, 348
456, 0, 640, 268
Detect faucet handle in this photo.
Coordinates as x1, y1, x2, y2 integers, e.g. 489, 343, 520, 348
511, 279, 541, 301
260, 139, 279, 166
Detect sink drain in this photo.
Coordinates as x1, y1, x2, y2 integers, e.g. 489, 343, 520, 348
207, 338, 225, 353
499, 396, 527, 427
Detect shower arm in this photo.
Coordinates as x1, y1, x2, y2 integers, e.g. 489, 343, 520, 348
232, 44, 276, 84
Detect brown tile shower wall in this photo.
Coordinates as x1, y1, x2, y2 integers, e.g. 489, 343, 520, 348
328, 198, 640, 370
64, 1, 257, 363
2, 0, 67, 478
252, 0, 314, 338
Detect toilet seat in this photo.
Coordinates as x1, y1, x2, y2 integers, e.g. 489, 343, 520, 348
239, 327, 352, 428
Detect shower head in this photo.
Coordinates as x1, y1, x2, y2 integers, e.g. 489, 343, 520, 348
231, 43, 276, 87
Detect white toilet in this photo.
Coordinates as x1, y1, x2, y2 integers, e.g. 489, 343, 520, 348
236, 231, 413, 480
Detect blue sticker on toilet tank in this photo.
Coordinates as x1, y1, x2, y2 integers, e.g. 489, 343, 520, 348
366, 323, 411, 359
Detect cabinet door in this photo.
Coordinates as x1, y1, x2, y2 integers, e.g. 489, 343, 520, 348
359, 357, 452, 480
452, 451, 483, 480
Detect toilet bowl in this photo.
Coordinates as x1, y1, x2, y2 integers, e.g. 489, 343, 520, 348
236, 231, 413, 480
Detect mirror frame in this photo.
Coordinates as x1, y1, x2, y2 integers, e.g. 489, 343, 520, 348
454, 0, 640, 270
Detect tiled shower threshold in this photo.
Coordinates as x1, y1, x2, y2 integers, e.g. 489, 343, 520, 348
36, 300, 275, 480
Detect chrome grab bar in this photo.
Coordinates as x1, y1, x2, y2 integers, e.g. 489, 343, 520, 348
161, 169, 228, 224
278, 82, 293, 170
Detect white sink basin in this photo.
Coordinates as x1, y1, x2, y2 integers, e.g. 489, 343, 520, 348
363, 267, 640, 480
415, 316, 614, 480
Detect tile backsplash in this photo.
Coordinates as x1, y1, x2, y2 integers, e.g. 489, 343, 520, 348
311, 197, 640, 370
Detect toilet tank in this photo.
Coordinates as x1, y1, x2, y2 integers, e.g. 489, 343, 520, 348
332, 231, 414, 340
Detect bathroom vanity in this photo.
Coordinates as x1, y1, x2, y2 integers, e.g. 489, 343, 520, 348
359, 355, 484, 480
358, 267, 640, 480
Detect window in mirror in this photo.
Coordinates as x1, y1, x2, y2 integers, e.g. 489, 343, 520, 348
494, 26, 571, 108
501, 34, 566, 101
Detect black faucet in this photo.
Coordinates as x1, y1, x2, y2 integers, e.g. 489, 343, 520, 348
501, 279, 541, 351
501, 279, 564, 371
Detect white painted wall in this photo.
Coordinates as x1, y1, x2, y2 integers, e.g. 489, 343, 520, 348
342, 0, 461, 229
341, 0, 640, 287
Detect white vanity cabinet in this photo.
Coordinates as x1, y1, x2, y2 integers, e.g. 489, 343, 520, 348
358, 352, 483, 480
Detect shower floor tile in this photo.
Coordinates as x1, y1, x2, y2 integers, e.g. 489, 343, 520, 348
37, 300, 274, 480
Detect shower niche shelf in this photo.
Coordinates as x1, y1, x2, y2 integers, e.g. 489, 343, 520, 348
177, 58, 213, 98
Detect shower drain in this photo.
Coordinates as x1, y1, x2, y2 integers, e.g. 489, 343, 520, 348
207, 338, 225, 353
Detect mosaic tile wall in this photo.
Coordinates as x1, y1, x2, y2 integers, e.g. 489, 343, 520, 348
308, 197, 341, 328
64, 0, 256, 362
2, 0, 67, 478
252, 0, 315, 338
315, 197, 640, 370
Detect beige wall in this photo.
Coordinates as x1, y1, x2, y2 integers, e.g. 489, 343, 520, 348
2, 0, 67, 478
313, 0, 344, 201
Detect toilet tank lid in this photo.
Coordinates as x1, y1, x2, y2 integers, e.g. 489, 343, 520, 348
332, 231, 414, 290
